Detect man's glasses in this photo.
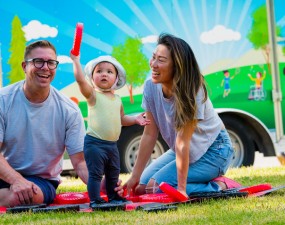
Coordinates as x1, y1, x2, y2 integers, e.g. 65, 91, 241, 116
25, 58, 59, 70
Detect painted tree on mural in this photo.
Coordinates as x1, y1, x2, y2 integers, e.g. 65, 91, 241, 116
8, 15, 26, 84
247, 5, 281, 74
112, 37, 149, 103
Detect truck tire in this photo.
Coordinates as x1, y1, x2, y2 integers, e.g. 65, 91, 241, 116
221, 115, 255, 167
118, 125, 168, 173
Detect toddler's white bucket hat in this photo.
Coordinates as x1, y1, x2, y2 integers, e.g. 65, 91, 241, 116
84, 55, 126, 90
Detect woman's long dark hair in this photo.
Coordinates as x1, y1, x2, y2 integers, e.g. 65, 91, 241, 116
158, 33, 207, 130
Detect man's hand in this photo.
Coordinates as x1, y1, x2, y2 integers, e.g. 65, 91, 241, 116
114, 179, 124, 197
10, 178, 38, 205
100, 178, 124, 196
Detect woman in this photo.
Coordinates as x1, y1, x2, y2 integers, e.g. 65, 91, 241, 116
123, 33, 241, 198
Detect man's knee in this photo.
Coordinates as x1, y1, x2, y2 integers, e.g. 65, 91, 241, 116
0, 185, 44, 207
0, 188, 20, 207
31, 184, 45, 204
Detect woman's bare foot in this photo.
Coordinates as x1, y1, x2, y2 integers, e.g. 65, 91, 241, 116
212, 176, 242, 190
214, 181, 227, 190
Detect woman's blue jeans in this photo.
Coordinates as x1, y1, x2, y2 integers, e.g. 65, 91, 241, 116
140, 130, 234, 194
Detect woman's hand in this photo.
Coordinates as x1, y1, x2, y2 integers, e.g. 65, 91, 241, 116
122, 176, 140, 196
177, 189, 189, 200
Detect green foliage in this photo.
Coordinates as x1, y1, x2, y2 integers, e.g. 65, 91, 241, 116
112, 37, 149, 88
7, 15, 26, 84
247, 5, 281, 50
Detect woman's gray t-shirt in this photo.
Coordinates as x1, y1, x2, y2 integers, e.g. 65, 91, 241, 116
142, 79, 223, 163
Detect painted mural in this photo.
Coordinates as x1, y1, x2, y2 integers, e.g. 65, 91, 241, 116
0, 0, 285, 128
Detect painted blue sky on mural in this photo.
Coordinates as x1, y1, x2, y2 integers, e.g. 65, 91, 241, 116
0, 0, 284, 89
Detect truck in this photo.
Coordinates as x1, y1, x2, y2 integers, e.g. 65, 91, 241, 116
0, 0, 285, 174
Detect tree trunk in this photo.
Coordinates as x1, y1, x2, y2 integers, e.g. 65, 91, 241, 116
128, 85, 134, 103
262, 45, 271, 75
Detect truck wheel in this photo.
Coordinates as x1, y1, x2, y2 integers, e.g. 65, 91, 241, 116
221, 115, 255, 167
118, 125, 168, 173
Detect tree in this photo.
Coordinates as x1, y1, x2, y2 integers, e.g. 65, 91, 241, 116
8, 15, 26, 84
247, 5, 281, 74
112, 37, 149, 103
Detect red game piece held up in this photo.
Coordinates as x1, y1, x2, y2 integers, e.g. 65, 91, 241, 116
70, 23, 83, 56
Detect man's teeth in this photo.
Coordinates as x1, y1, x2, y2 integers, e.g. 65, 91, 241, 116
39, 75, 49, 78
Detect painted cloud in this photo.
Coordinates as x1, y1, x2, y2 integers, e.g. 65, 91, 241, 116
57, 55, 72, 64
200, 25, 241, 44
22, 20, 58, 41
141, 35, 158, 44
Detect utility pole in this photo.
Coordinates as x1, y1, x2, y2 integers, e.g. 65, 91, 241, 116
0, 43, 2, 88
266, 0, 284, 142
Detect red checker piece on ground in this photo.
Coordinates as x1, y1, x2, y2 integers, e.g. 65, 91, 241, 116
139, 193, 176, 203
53, 192, 89, 204
159, 182, 189, 202
238, 183, 272, 194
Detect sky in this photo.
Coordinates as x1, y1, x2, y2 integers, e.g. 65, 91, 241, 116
0, 0, 284, 89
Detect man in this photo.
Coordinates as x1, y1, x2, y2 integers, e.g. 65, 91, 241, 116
0, 40, 88, 207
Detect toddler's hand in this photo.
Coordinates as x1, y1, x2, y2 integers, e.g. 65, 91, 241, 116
70, 52, 80, 61
135, 113, 150, 126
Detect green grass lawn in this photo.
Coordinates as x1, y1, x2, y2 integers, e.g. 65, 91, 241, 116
2, 166, 285, 225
